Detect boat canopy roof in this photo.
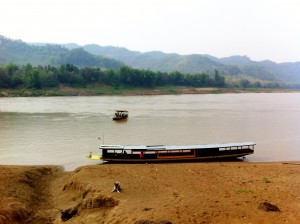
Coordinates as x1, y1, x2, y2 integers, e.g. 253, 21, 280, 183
100, 142, 256, 151
115, 110, 128, 112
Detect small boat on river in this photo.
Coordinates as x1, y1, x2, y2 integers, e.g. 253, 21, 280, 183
112, 110, 128, 121
88, 142, 255, 163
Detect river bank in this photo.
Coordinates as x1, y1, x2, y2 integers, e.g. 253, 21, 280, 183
1, 85, 299, 97
0, 162, 299, 223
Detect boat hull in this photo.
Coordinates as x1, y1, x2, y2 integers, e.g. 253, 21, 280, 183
112, 117, 128, 120
101, 151, 254, 163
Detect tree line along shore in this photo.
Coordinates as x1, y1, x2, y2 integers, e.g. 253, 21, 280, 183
1, 63, 300, 97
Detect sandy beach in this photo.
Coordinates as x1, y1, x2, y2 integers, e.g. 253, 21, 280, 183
0, 162, 299, 224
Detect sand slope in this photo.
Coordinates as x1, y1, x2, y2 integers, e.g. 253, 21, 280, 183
0, 162, 299, 224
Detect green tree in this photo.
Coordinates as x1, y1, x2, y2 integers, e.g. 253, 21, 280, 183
169, 71, 184, 85
26, 69, 42, 89
39, 70, 59, 87
254, 81, 262, 88
154, 71, 168, 86
119, 66, 133, 85
57, 64, 83, 85
103, 69, 120, 86
6, 63, 18, 76
81, 67, 102, 84
141, 69, 155, 87
185, 73, 210, 87
10, 75, 24, 88
0, 67, 10, 87
213, 70, 225, 87
239, 79, 251, 88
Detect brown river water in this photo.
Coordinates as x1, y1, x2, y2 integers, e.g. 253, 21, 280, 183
0, 93, 300, 170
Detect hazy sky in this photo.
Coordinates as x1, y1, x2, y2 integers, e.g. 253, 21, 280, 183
1, 0, 300, 62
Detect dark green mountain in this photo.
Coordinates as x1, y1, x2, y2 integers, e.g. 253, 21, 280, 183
57, 48, 123, 69
0, 36, 66, 65
76, 44, 300, 83
79, 44, 223, 74
1, 35, 300, 83
0, 36, 123, 69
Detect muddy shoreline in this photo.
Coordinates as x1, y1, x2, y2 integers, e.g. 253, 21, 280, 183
1, 86, 299, 97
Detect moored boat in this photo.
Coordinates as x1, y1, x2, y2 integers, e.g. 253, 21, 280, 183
88, 142, 255, 163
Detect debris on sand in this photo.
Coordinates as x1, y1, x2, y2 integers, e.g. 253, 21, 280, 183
135, 220, 172, 224
258, 202, 280, 212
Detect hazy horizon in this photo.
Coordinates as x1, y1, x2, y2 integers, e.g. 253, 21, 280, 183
1, 0, 300, 63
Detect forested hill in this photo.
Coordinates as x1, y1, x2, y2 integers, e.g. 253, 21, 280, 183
1, 35, 300, 83
0, 36, 123, 70
65, 44, 300, 84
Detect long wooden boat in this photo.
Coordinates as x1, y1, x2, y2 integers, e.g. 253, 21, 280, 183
88, 142, 255, 163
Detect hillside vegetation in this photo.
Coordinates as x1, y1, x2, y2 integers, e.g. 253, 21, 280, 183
69, 44, 300, 84
0, 36, 123, 69
1, 35, 300, 95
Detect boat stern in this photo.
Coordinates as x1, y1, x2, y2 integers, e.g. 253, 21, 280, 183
87, 151, 103, 160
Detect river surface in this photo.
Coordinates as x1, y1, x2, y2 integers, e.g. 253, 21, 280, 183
1, 93, 300, 170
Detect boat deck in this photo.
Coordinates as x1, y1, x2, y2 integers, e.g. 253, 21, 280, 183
100, 142, 255, 151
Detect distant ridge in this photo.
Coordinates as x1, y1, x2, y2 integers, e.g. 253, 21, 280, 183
75, 43, 300, 83
1, 35, 300, 83
0, 35, 123, 70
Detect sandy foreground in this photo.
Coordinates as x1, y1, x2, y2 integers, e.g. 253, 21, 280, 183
0, 162, 299, 224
